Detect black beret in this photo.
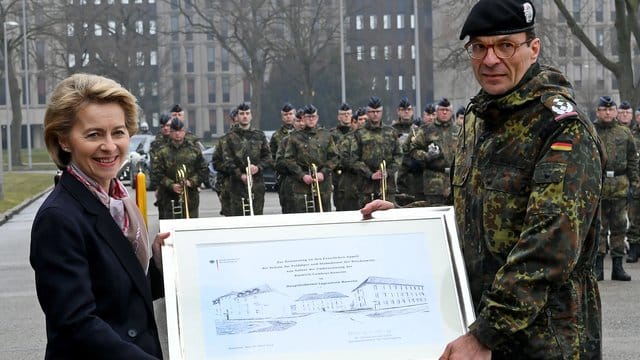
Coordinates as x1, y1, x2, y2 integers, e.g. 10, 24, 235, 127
437, 98, 451, 108
460, 0, 536, 40
355, 107, 366, 117
422, 104, 435, 114
159, 112, 171, 125
368, 96, 382, 109
230, 108, 238, 118
237, 103, 250, 111
170, 104, 183, 113
619, 101, 631, 110
303, 104, 318, 115
281, 102, 294, 112
598, 96, 616, 108
456, 106, 465, 117
339, 102, 351, 111
398, 96, 412, 109
295, 108, 304, 119
169, 117, 184, 131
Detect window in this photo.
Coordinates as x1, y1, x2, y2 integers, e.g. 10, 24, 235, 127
397, 14, 405, 29
221, 48, 229, 71
94, 24, 102, 36
108, 21, 116, 35
369, 15, 377, 30
68, 53, 76, 67
398, 75, 404, 90
397, 45, 404, 59
208, 78, 216, 103
222, 75, 230, 102
411, 45, 415, 59
171, 47, 180, 72
151, 81, 158, 96
37, 76, 46, 104
384, 76, 390, 90
138, 81, 145, 97
383, 46, 390, 60
35, 41, 45, 70
187, 78, 195, 103
135, 20, 143, 35
149, 51, 157, 65
572, 0, 581, 22
136, 51, 144, 66
185, 21, 193, 41
411, 75, 416, 90
172, 79, 181, 104
596, 63, 604, 89
558, 35, 566, 57
383, 14, 391, 29
67, 23, 74, 36
410, 14, 415, 29
171, 16, 179, 41
573, 63, 582, 88
356, 15, 363, 30
149, 20, 156, 35
595, 29, 604, 51
370, 46, 377, 60
595, 0, 604, 21
243, 78, 251, 102
573, 42, 581, 57
356, 45, 364, 61
120, 22, 126, 35
207, 47, 215, 71
186, 47, 194, 72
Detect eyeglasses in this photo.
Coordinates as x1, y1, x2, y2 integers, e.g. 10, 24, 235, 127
597, 107, 616, 112
368, 110, 382, 114
464, 40, 532, 59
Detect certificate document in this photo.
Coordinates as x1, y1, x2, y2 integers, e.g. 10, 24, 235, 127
160, 207, 473, 360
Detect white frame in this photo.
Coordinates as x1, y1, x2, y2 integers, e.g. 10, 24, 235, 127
160, 207, 474, 360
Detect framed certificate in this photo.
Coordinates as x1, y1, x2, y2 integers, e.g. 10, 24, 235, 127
160, 207, 474, 360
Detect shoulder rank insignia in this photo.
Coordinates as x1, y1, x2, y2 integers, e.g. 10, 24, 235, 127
550, 98, 578, 121
550, 141, 573, 151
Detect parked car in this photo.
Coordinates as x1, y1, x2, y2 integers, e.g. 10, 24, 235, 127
117, 134, 155, 190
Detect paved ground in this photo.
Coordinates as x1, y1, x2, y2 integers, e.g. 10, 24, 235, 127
1, 187, 638, 359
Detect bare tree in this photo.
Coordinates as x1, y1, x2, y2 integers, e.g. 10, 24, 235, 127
554, 0, 640, 107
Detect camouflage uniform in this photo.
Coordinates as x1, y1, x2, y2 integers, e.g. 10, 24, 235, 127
220, 126, 272, 216
330, 124, 358, 211
274, 133, 297, 213
283, 127, 338, 213
627, 126, 640, 261
409, 119, 460, 206
151, 139, 207, 219
148, 133, 168, 189
452, 64, 603, 358
211, 135, 230, 216
594, 120, 639, 259
270, 124, 294, 212
396, 125, 424, 205
350, 120, 402, 207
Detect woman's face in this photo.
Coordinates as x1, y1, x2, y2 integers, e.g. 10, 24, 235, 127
59, 103, 130, 190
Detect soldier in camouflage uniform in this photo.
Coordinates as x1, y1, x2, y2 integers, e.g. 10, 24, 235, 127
593, 96, 637, 281
395, 98, 425, 205
391, 96, 415, 141
350, 96, 402, 207
151, 118, 207, 219
283, 105, 338, 213
351, 107, 367, 130
269, 103, 296, 212
219, 103, 272, 216
621, 101, 640, 263
148, 112, 171, 190
275, 109, 305, 213
211, 109, 238, 216
330, 103, 354, 211
408, 98, 459, 206
420, 103, 436, 126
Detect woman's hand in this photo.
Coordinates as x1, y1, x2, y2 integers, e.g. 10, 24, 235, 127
152, 232, 171, 270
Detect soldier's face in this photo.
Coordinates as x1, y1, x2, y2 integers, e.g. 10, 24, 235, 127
397, 107, 414, 121
367, 107, 383, 124
636, 112, 640, 125
281, 110, 295, 125
357, 115, 367, 128
161, 122, 171, 136
422, 112, 436, 124
303, 113, 319, 128
171, 111, 185, 121
617, 109, 632, 126
338, 110, 352, 126
436, 107, 452, 122
237, 110, 252, 127
468, 33, 540, 96
596, 106, 617, 123
170, 128, 186, 143
293, 117, 305, 130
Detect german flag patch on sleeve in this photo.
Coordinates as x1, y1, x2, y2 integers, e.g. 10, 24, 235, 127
550, 141, 573, 151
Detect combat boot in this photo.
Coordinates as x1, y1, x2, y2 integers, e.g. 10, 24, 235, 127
611, 257, 631, 281
595, 255, 604, 281
626, 243, 639, 263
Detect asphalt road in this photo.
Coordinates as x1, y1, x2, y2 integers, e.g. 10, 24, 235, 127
1, 187, 638, 359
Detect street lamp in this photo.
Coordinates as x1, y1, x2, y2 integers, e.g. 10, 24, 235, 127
3, 20, 19, 173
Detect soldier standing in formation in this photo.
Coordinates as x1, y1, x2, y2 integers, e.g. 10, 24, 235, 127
350, 96, 402, 207
408, 98, 459, 206
274, 108, 305, 213
351, 107, 367, 130
391, 96, 415, 142
421, 103, 436, 126
396, 98, 425, 205
151, 118, 207, 219
623, 101, 640, 263
211, 109, 238, 216
148, 112, 171, 191
270, 103, 296, 211
220, 103, 272, 216
594, 96, 637, 281
283, 105, 338, 213
330, 103, 355, 211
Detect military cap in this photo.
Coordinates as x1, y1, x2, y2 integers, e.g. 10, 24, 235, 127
437, 98, 451, 108
169, 117, 184, 131
423, 104, 436, 114
170, 104, 183, 113
368, 96, 383, 109
597, 96, 616, 108
295, 108, 305, 119
237, 102, 250, 111
281, 102, 294, 112
456, 106, 465, 117
356, 107, 367, 117
339, 102, 351, 111
398, 96, 412, 109
619, 101, 631, 110
303, 104, 318, 115
460, 0, 536, 40
229, 108, 238, 118
159, 112, 171, 125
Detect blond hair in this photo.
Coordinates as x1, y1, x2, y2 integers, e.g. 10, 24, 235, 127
43, 73, 139, 169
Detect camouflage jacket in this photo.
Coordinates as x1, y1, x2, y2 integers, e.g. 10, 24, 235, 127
151, 139, 208, 196
594, 120, 639, 198
270, 124, 294, 162
409, 120, 459, 196
453, 63, 603, 357
283, 126, 338, 192
220, 126, 272, 184
330, 124, 354, 174
350, 121, 402, 179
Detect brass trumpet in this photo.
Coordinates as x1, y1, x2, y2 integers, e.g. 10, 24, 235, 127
242, 156, 255, 216
305, 163, 323, 213
176, 164, 190, 218
379, 160, 387, 201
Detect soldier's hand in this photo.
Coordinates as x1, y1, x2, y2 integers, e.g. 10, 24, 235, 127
371, 170, 383, 180
439, 333, 490, 360
302, 174, 314, 185
249, 164, 259, 175
241, 173, 248, 184
172, 183, 183, 194
360, 199, 395, 220
316, 172, 325, 182
427, 142, 441, 155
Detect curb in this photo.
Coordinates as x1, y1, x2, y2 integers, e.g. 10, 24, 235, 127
0, 186, 54, 226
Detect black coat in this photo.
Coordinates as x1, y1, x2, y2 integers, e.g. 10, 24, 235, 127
30, 171, 163, 359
